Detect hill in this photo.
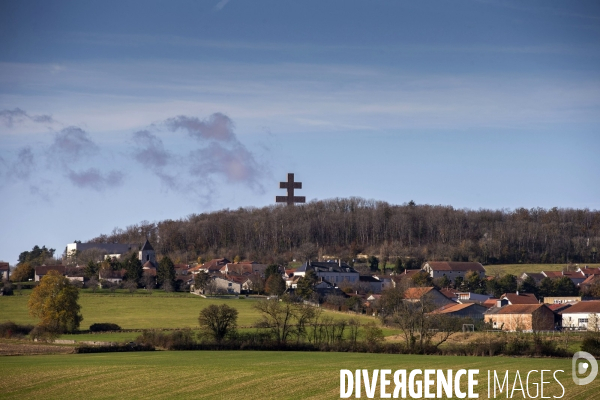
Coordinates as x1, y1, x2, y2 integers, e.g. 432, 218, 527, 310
87, 198, 600, 266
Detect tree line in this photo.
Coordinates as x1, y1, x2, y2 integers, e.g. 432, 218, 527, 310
87, 198, 600, 265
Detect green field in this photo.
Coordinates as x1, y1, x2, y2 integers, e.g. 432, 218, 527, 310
484, 263, 600, 277
0, 351, 597, 399
0, 291, 379, 331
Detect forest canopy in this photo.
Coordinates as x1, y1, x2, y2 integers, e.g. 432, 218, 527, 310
89, 198, 600, 266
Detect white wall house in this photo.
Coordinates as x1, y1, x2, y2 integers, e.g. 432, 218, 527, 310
422, 261, 486, 282
294, 261, 359, 285
560, 301, 600, 331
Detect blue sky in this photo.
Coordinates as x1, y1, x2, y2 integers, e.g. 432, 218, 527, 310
1, 1, 599, 265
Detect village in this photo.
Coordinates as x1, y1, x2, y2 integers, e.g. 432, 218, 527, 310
5, 238, 600, 335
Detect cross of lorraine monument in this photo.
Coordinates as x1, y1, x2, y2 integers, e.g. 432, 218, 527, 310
276, 173, 306, 206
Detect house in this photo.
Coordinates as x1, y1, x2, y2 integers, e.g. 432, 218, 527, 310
64, 266, 86, 283
0, 262, 9, 280
559, 301, 600, 331
520, 272, 545, 285
358, 275, 387, 294
213, 276, 244, 294
294, 261, 359, 285
403, 287, 455, 307
439, 288, 458, 301
219, 262, 268, 277
430, 303, 488, 320
541, 270, 587, 286
34, 265, 66, 282
200, 258, 231, 273
421, 261, 486, 282
454, 292, 494, 303
580, 275, 600, 294
577, 266, 600, 278
500, 292, 539, 305
485, 304, 555, 332
99, 269, 126, 285
543, 296, 581, 305
390, 269, 422, 287
66, 242, 136, 260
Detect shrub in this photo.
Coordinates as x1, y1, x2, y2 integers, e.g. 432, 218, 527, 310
29, 325, 59, 341
1, 282, 13, 296
76, 343, 154, 353
135, 329, 196, 350
582, 334, 600, 357
89, 323, 122, 332
0, 321, 34, 338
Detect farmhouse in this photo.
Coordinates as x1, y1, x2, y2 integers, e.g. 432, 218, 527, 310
403, 287, 455, 307
213, 275, 251, 294
430, 303, 488, 320
500, 292, 539, 305
485, 304, 554, 332
559, 301, 600, 331
542, 270, 586, 286
66, 242, 136, 259
34, 265, 66, 282
294, 261, 359, 285
421, 261, 485, 282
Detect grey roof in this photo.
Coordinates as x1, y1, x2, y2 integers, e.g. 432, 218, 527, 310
72, 242, 135, 254
141, 239, 154, 251
301, 261, 358, 274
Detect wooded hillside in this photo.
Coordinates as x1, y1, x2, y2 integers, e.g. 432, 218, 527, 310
89, 198, 600, 265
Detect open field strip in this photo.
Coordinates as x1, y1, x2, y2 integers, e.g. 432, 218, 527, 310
0, 292, 380, 331
483, 263, 600, 277
1, 351, 597, 399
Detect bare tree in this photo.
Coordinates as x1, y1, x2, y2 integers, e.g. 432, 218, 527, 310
198, 304, 238, 342
124, 280, 137, 294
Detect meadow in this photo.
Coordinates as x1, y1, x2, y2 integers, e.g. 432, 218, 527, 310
0, 291, 381, 334
0, 351, 598, 399
483, 263, 600, 277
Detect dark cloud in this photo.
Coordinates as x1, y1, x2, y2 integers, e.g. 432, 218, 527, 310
11, 147, 36, 180
133, 130, 169, 168
50, 126, 98, 160
191, 141, 263, 188
132, 129, 177, 189
133, 112, 266, 199
67, 168, 124, 191
0, 108, 56, 127
165, 113, 235, 141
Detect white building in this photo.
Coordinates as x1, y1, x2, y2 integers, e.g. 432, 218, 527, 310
422, 261, 486, 282
294, 261, 359, 285
560, 301, 600, 331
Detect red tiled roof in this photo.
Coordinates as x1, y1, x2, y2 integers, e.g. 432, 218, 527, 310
431, 303, 478, 314
497, 304, 546, 314
425, 261, 485, 272
547, 303, 572, 312
482, 298, 499, 308
581, 268, 600, 276
501, 293, 539, 304
404, 287, 434, 299
203, 258, 230, 272
0, 262, 9, 271
558, 301, 600, 314
35, 265, 66, 275
439, 288, 457, 299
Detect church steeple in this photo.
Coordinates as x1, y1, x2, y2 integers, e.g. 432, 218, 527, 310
139, 239, 156, 264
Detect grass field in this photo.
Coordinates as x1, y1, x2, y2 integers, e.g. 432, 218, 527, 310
0, 291, 380, 331
0, 351, 598, 399
484, 263, 600, 277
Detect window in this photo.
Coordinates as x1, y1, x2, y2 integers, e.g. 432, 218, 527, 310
579, 318, 588, 325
